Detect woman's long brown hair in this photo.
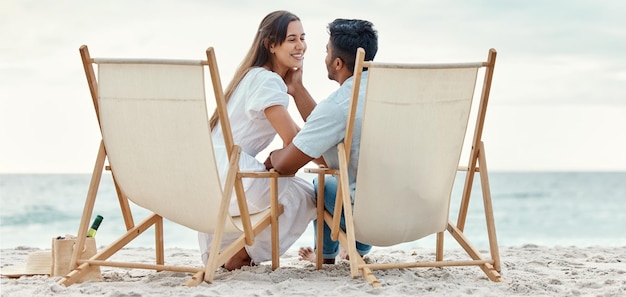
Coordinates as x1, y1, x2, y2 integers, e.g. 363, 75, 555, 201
209, 10, 300, 130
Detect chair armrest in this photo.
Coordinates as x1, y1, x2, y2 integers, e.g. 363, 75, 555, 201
304, 167, 339, 175
238, 171, 294, 178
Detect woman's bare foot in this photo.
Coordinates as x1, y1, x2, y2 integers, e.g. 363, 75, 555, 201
298, 247, 335, 264
224, 247, 252, 270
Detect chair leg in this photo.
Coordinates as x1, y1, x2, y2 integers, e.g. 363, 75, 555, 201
69, 141, 106, 273
478, 142, 501, 272
447, 221, 502, 282
315, 173, 325, 270
339, 177, 359, 278
436, 231, 444, 262
330, 181, 343, 242
110, 172, 135, 230
183, 271, 205, 287
270, 176, 279, 270
335, 144, 359, 278
155, 217, 164, 271
331, 220, 381, 288
204, 230, 224, 283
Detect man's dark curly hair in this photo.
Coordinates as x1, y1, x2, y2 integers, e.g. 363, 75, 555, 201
327, 19, 378, 73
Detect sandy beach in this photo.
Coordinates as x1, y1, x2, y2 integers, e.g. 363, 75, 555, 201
1, 244, 624, 296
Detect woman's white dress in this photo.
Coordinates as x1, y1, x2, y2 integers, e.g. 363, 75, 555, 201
198, 67, 316, 264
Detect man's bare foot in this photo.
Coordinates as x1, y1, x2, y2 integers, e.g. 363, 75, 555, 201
338, 247, 349, 261
224, 247, 252, 270
298, 247, 335, 264
298, 247, 316, 263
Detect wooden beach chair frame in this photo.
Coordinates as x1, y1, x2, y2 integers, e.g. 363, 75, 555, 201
306, 48, 501, 287
59, 46, 284, 286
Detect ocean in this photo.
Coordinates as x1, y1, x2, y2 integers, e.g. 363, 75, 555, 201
1, 172, 625, 251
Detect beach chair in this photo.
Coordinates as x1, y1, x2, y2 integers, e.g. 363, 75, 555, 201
59, 46, 284, 286
306, 48, 501, 287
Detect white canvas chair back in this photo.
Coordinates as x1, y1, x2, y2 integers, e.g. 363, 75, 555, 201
352, 63, 479, 246
310, 48, 501, 286
96, 59, 252, 234
59, 46, 283, 287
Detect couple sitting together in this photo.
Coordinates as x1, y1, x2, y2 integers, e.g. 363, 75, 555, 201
197, 10, 378, 270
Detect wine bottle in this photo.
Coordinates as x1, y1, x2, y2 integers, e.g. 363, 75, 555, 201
87, 215, 103, 238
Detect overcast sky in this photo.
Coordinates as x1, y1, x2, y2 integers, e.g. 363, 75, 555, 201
1, 0, 625, 173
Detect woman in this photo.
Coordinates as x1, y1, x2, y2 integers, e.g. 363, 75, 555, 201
198, 10, 316, 270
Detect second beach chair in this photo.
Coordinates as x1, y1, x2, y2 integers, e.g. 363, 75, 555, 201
306, 48, 502, 287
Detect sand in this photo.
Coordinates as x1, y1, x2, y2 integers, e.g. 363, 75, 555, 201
1, 244, 625, 296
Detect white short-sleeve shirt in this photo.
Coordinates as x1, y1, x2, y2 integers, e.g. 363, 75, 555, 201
292, 71, 369, 194
212, 67, 289, 158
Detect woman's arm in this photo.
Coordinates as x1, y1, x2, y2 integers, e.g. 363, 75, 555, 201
284, 67, 317, 121
264, 105, 300, 147
264, 104, 327, 169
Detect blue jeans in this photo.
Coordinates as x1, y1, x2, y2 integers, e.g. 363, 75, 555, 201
313, 176, 372, 260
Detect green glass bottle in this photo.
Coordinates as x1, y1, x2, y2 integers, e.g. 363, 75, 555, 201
87, 215, 103, 238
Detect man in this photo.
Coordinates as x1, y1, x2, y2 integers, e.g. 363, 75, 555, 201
264, 18, 378, 264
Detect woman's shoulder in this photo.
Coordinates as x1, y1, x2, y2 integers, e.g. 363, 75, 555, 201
244, 67, 283, 82
239, 67, 286, 93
